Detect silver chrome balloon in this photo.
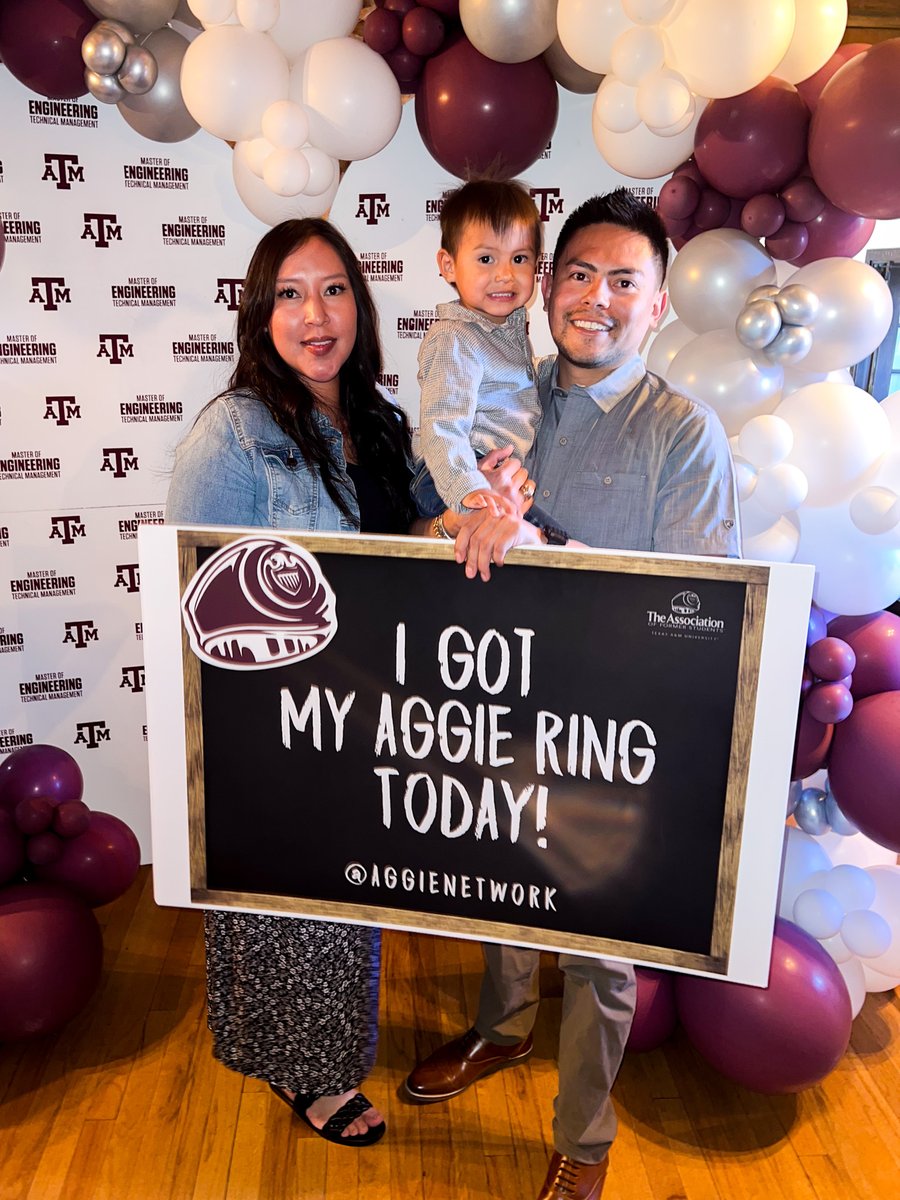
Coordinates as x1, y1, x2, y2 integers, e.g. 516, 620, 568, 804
795, 786, 829, 836
87, 1, 179, 36
786, 779, 803, 818
746, 284, 780, 305
117, 44, 158, 95
95, 18, 136, 45
775, 284, 820, 327
85, 67, 127, 103
82, 24, 127, 74
765, 323, 813, 366
735, 298, 782, 350
824, 786, 859, 837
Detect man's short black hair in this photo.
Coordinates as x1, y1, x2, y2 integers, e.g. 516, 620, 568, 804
552, 188, 669, 285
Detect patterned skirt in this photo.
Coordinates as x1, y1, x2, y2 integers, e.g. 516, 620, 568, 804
203, 910, 381, 1096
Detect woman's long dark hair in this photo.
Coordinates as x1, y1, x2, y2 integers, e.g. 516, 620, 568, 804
230, 218, 414, 525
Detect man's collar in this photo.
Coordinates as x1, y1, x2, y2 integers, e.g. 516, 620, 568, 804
547, 354, 646, 412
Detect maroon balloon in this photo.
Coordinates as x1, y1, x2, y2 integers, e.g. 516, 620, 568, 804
626, 967, 678, 1053
385, 0, 417, 13
53, 797, 92, 838
809, 40, 900, 219
0, 0, 94, 99
418, 0, 459, 13
781, 176, 825, 223
694, 76, 809, 200
385, 44, 425, 90
795, 43, 868, 112
805, 681, 853, 725
676, 919, 851, 1093
828, 611, 900, 698
363, 7, 402, 54
693, 187, 730, 231
0, 808, 25, 885
26, 830, 65, 866
416, 36, 559, 180
828, 690, 900, 852
0, 743, 83, 811
13, 796, 55, 835
672, 159, 706, 188
790, 200, 874, 266
741, 193, 785, 238
657, 174, 700, 221
791, 706, 833, 780
0, 882, 103, 1040
764, 219, 808, 263
403, 6, 445, 56
34, 810, 141, 906
807, 636, 857, 682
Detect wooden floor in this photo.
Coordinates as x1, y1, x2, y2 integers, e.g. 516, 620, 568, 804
1, 868, 898, 1200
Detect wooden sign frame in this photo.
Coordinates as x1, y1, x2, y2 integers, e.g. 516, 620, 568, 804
141, 525, 814, 986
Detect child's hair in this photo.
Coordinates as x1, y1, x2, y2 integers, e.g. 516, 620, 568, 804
440, 178, 543, 261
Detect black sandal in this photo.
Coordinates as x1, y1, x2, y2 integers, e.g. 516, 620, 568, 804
268, 1084, 386, 1147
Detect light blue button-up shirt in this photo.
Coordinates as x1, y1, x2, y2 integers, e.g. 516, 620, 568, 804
527, 354, 741, 556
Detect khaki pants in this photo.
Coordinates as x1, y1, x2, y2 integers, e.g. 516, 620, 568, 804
475, 943, 636, 1164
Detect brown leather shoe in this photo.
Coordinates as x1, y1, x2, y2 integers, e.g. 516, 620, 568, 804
404, 1026, 532, 1101
536, 1152, 608, 1200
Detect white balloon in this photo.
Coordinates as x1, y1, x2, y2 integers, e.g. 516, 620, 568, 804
592, 97, 703, 179
793, 887, 845, 939
637, 68, 693, 131
849, 487, 900, 536
733, 456, 758, 502
837, 957, 867, 1018
594, 76, 640, 134
267, 0, 359, 63
664, 0, 795, 98
623, 0, 676, 23
610, 26, 665, 85
754, 462, 809, 514
240, 136, 273, 177
786, 257, 894, 374
795, 502, 900, 615
819, 931, 853, 964
772, 0, 849, 85
841, 909, 892, 958
300, 145, 339, 198
189, 0, 235, 24
557, 0, 635, 75
742, 513, 799, 562
823, 864, 877, 912
668, 229, 777, 335
290, 38, 402, 161
861, 961, 900, 993
864, 866, 900, 978
778, 825, 833, 920
232, 140, 340, 225
460, 0, 558, 64
644, 318, 694, 376
738, 414, 793, 469
180, 25, 289, 142
236, 0, 278, 33
817, 830, 900, 870
667, 329, 783, 437
776, 383, 890, 507
263, 146, 311, 197
262, 99, 309, 150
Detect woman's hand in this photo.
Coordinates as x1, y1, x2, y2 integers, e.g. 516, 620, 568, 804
453, 508, 543, 581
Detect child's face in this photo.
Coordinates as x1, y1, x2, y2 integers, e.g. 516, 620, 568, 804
437, 220, 537, 324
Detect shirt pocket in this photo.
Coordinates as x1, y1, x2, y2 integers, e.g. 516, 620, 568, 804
570, 470, 648, 496
263, 449, 316, 521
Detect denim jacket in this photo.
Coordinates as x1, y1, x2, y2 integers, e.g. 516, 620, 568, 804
165, 390, 360, 533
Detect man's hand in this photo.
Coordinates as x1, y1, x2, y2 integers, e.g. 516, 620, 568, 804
475, 445, 537, 515
453, 508, 543, 581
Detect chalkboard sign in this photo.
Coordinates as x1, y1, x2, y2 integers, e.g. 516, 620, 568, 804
142, 526, 814, 985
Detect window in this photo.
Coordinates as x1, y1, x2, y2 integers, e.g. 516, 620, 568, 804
853, 249, 900, 400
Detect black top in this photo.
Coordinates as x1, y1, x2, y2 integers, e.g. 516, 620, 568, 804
347, 461, 411, 535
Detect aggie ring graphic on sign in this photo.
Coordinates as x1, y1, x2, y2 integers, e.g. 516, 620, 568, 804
181, 535, 337, 670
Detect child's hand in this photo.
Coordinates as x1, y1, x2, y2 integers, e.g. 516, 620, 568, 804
461, 488, 514, 517
478, 445, 537, 515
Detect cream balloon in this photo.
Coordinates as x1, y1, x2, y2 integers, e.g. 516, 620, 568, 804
668, 228, 777, 335
795, 502, 900, 615
864, 866, 900, 978
267, 0, 360, 63
664, 0, 795, 98
776, 383, 890, 507
180, 25, 289, 142
644, 318, 694, 376
786, 258, 894, 374
232, 140, 340, 225
666, 329, 783, 437
236, 0, 278, 33
623, 0, 677, 23
460, 0, 558, 64
290, 38, 401, 162
557, 0, 634, 75
773, 0, 848, 85
609, 25, 665, 85
592, 97, 702, 178
742, 513, 800, 562
636, 68, 692, 131
262, 99, 309, 150
849, 487, 900, 536
837, 958, 867, 1019
301, 145, 339, 198
733, 456, 758, 503
594, 76, 640, 134
861, 962, 900, 993
263, 147, 311, 197
188, 0, 235, 23
754, 463, 809, 514
738, 414, 793, 469
240, 136, 274, 177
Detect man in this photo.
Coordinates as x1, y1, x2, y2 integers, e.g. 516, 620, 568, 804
412, 189, 741, 1200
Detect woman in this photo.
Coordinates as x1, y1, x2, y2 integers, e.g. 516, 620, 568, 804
166, 219, 425, 1146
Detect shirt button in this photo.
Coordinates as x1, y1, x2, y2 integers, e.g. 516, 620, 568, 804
542, 489, 551, 499
603, 476, 613, 486
559, 437, 567, 445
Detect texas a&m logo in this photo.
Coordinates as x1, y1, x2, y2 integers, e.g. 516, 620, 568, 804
529, 187, 564, 222
98, 334, 133, 364
81, 212, 122, 248
120, 664, 145, 693
74, 720, 110, 749
63, 619, 99, 649
356, 193, 390, 225
215, 277, 244, 311
114, 562, 140, 593
42, 153, 84, 190
30, 276, 71, 311
101, 447, 139, 477
44, 396, 81, 426
49, 515, 86, 544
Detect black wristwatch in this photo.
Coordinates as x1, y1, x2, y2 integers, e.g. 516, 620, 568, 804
539, 522, 569, 546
